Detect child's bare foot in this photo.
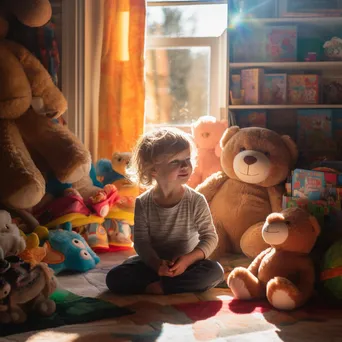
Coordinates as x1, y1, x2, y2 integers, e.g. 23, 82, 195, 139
145, 281, 164, 295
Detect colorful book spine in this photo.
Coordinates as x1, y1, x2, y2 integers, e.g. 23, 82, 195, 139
241, 68, 264, 105
262, 74, 287, 104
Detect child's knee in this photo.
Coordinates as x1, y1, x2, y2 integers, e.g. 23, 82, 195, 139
203, 260, 225, 284
106, 266, 123, 292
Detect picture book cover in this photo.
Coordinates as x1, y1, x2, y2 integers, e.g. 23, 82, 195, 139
288, 74, 320, 104
231, 74, 241, 99
322, 76, 342, 104
265, 25, 297, 62
231, 26, 267, 62
262, 74, 287, 104
292, 168, 326, 200
241, 68, 264, 105
237, 110, 267, 128
297, 109, 332, 151
323, 172, 338, 187
333, 110, 342, 144
282, 195, 326, 224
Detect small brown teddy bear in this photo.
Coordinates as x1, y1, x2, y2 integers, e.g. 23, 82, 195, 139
227, 207, 320, 311
196, 126, 298, 259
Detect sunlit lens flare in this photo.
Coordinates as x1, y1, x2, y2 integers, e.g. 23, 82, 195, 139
230, 14, 242, 28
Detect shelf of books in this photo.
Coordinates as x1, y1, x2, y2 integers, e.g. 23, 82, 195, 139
283, 168, 342, 229
230, 61, 342, 70
227, 0, 342, 167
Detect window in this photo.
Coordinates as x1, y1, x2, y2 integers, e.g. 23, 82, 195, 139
145, 0, 228, 131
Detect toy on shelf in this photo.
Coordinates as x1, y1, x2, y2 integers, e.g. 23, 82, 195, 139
323, 37, 342, 61
228, 207, 320, 311
187, 116, 228, 189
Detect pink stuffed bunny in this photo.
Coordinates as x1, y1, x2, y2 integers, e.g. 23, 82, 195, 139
188, 116, 228, 188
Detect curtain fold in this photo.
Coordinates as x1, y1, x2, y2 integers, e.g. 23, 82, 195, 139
97, 0, 146, 160
84, 0, 105, 161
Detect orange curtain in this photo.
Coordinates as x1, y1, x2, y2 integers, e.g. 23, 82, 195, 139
98, 0, 146, 159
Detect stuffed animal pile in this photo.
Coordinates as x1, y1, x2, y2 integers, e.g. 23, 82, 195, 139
0, 210, 57, 324
0, 0, 105, 212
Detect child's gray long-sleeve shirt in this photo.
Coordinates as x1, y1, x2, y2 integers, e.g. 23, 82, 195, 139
133, 186, 218, 265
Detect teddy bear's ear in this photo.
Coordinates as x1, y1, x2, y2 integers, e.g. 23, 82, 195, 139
281, 135, 298, 166
6, 0, 52, 28
309, 215, 321, 237
220, 126, 239, 148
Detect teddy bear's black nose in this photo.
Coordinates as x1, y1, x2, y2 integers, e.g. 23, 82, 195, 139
244, 156, 257, 165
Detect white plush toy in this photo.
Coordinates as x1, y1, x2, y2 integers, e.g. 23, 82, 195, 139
0, 210, 26, 259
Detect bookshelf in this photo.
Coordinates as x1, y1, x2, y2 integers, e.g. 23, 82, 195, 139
226, 0, 342, 166
230, 61, 342, 70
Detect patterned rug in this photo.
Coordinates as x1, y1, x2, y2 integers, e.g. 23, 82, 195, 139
3, 253, 342, 341
6, 296, 342, 341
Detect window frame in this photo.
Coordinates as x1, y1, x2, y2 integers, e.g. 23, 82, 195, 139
61, 0, 85, 140
145, 0, 228, 128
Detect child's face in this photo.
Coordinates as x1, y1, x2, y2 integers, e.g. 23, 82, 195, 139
153, 148, 192, 185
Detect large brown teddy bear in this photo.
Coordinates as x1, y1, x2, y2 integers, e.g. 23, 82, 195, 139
227, 207, 320, 310
196, 126, 298, 259
0, 0, 101, 210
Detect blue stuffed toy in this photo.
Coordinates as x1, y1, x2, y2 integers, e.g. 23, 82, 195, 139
95, 159, 124, 186
43, 228, 100, 274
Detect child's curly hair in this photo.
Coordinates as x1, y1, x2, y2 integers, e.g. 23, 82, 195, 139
128, 127, 197, 186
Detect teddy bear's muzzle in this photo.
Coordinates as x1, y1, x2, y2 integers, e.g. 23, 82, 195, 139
262, 221, 289, 245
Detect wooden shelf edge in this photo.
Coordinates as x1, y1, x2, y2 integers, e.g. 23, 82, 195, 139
228, 17, 342, 25
230, 61, 342, 69
229, 105, 342, 110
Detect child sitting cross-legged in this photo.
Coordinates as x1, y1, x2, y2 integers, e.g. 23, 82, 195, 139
106, 128, 224, 295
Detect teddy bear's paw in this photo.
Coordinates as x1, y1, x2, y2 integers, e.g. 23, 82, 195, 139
267, 278, 298, 311
10, 307, 27, 324
64, 163, 91, 184
0, 312, 11, 324
268, 289, 296, 311
36, 298, 56, 316
228, 277, 252, 300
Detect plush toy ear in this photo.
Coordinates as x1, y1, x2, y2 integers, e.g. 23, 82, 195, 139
220, 126, 239, 148
7, 0, 52, 27
220, 119, 228, 129
281, 135, 298, 167
309, 215, 321, 237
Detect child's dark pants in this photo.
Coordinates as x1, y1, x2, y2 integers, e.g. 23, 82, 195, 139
106, 255, 224, 295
